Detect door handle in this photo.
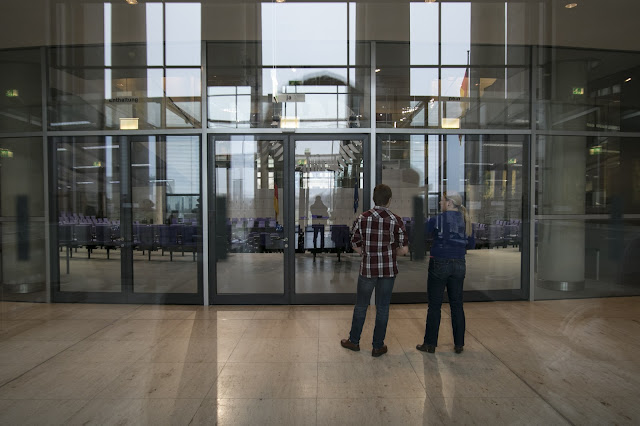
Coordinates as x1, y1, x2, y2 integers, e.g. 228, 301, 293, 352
283, 237, 289, 242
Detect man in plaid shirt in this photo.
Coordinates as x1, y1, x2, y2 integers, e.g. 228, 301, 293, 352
341, 184, 408, 357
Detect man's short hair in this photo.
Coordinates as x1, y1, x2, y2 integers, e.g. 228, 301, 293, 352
373, 184, 392, 206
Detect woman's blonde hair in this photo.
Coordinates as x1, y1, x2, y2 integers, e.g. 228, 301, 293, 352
444, 191, 472, 236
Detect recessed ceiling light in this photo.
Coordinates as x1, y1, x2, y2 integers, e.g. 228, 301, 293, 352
565, 3, 578, 8
125, 0, 138, 4
625, 77, 632, 82
275, 0, 286, 3
375, 69, 381, 73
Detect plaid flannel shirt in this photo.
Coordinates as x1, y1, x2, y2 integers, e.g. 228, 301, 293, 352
351, 206, 407, 278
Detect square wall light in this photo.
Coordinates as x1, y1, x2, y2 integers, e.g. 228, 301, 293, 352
119, 118, 139, 130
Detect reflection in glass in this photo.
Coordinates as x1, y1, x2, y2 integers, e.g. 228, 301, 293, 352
535, 220, 640, 299
49, 2, 202, 130
535, 135, 640, 297
56, 137, 122, 293
131, 136, 200, 294
537, 136, 640, 215
294, 140, 363, 294
206, 2, 369, 129
540, 47, 640, 132
214, 137, 285, 294
0, 138, 45, 302
380, 134, 525, 296
0, 49, 42, 132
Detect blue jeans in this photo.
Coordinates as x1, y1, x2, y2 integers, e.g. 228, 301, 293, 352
424, 258, 466, 347
349, 275, 396, 349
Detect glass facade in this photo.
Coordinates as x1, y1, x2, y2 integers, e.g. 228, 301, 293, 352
0, 0, 639, 304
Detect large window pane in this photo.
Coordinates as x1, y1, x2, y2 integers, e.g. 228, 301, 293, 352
206, 1, 370, 129
131, 136, 200, 294
539, 47, 640, 132
294, 139, 363, 294
56, 136, 122, 293
535, 219, 640, 299
380, 134, 527, 298
535, 135, 640, 299
214, 137, 284, 294
0, 48, 42, 132
537, 136, 640, 215
0, 138, 45, 302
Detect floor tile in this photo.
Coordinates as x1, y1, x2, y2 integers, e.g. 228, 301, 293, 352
0, 399, 90, 426
87, 319, 184, 341
242, 319, 320, 338
139, 338, 238, 363
317, 397, 442, 425
318, 318, 374, 340
51, 304, 141, 320
96, 362, 223, 399
194, 308, 257, 320
0, 363, 37, 387
229, 337, 318, 363
124, 305, 200, 320
430, 397, 569, 425
0, 361, 132, 399
543, 395, 640, 425
0, 320, 46, 340
191, 398, 317, 426
66, 398, 202, 426
9, 319, 113, 342
317, 360, 425, 399
49, 339, 155, 364
164, 319, 249, 340
409, 351, 537, 398
0, 340, 75, 365
212, 362, 317, 399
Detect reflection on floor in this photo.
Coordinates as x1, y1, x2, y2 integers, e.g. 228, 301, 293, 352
0, 297, 638, 424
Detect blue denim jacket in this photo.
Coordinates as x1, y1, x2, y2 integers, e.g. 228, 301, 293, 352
427, 211, 474, 259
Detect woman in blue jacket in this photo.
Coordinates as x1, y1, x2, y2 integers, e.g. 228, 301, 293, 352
417, 191, 474, 354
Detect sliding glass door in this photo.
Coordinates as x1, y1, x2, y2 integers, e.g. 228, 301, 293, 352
51, 135, 202, 304
208, 134, 369, 304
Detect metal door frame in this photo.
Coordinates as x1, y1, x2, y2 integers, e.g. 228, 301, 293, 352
208, 133, 370, 305
50, 135, 204, 304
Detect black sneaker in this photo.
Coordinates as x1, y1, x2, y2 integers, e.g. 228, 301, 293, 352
416, 344, 436, 353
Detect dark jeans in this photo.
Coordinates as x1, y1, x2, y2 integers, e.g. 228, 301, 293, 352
424, 257, 466, 347
349, 275, 396, 349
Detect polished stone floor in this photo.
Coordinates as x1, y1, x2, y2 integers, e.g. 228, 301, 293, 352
0, 297, 639, 425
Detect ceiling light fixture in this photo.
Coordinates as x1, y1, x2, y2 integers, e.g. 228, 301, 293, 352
625, 77, 632, 82
565, 3, 578, 8
125, 0, 138, 4
375, 69, 381, 73
275, 0, 285, 3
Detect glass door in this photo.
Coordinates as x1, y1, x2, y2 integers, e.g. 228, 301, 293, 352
208, 134, 369, 304
290, 135, 370, 304
209, 135, 289, 304
377, 134, 529, 303
51, 135, 202, 304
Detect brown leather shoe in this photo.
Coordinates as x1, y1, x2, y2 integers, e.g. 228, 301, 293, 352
416, 344, 436, 353
371, 345, 388, 357
341, 339, 360, 351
